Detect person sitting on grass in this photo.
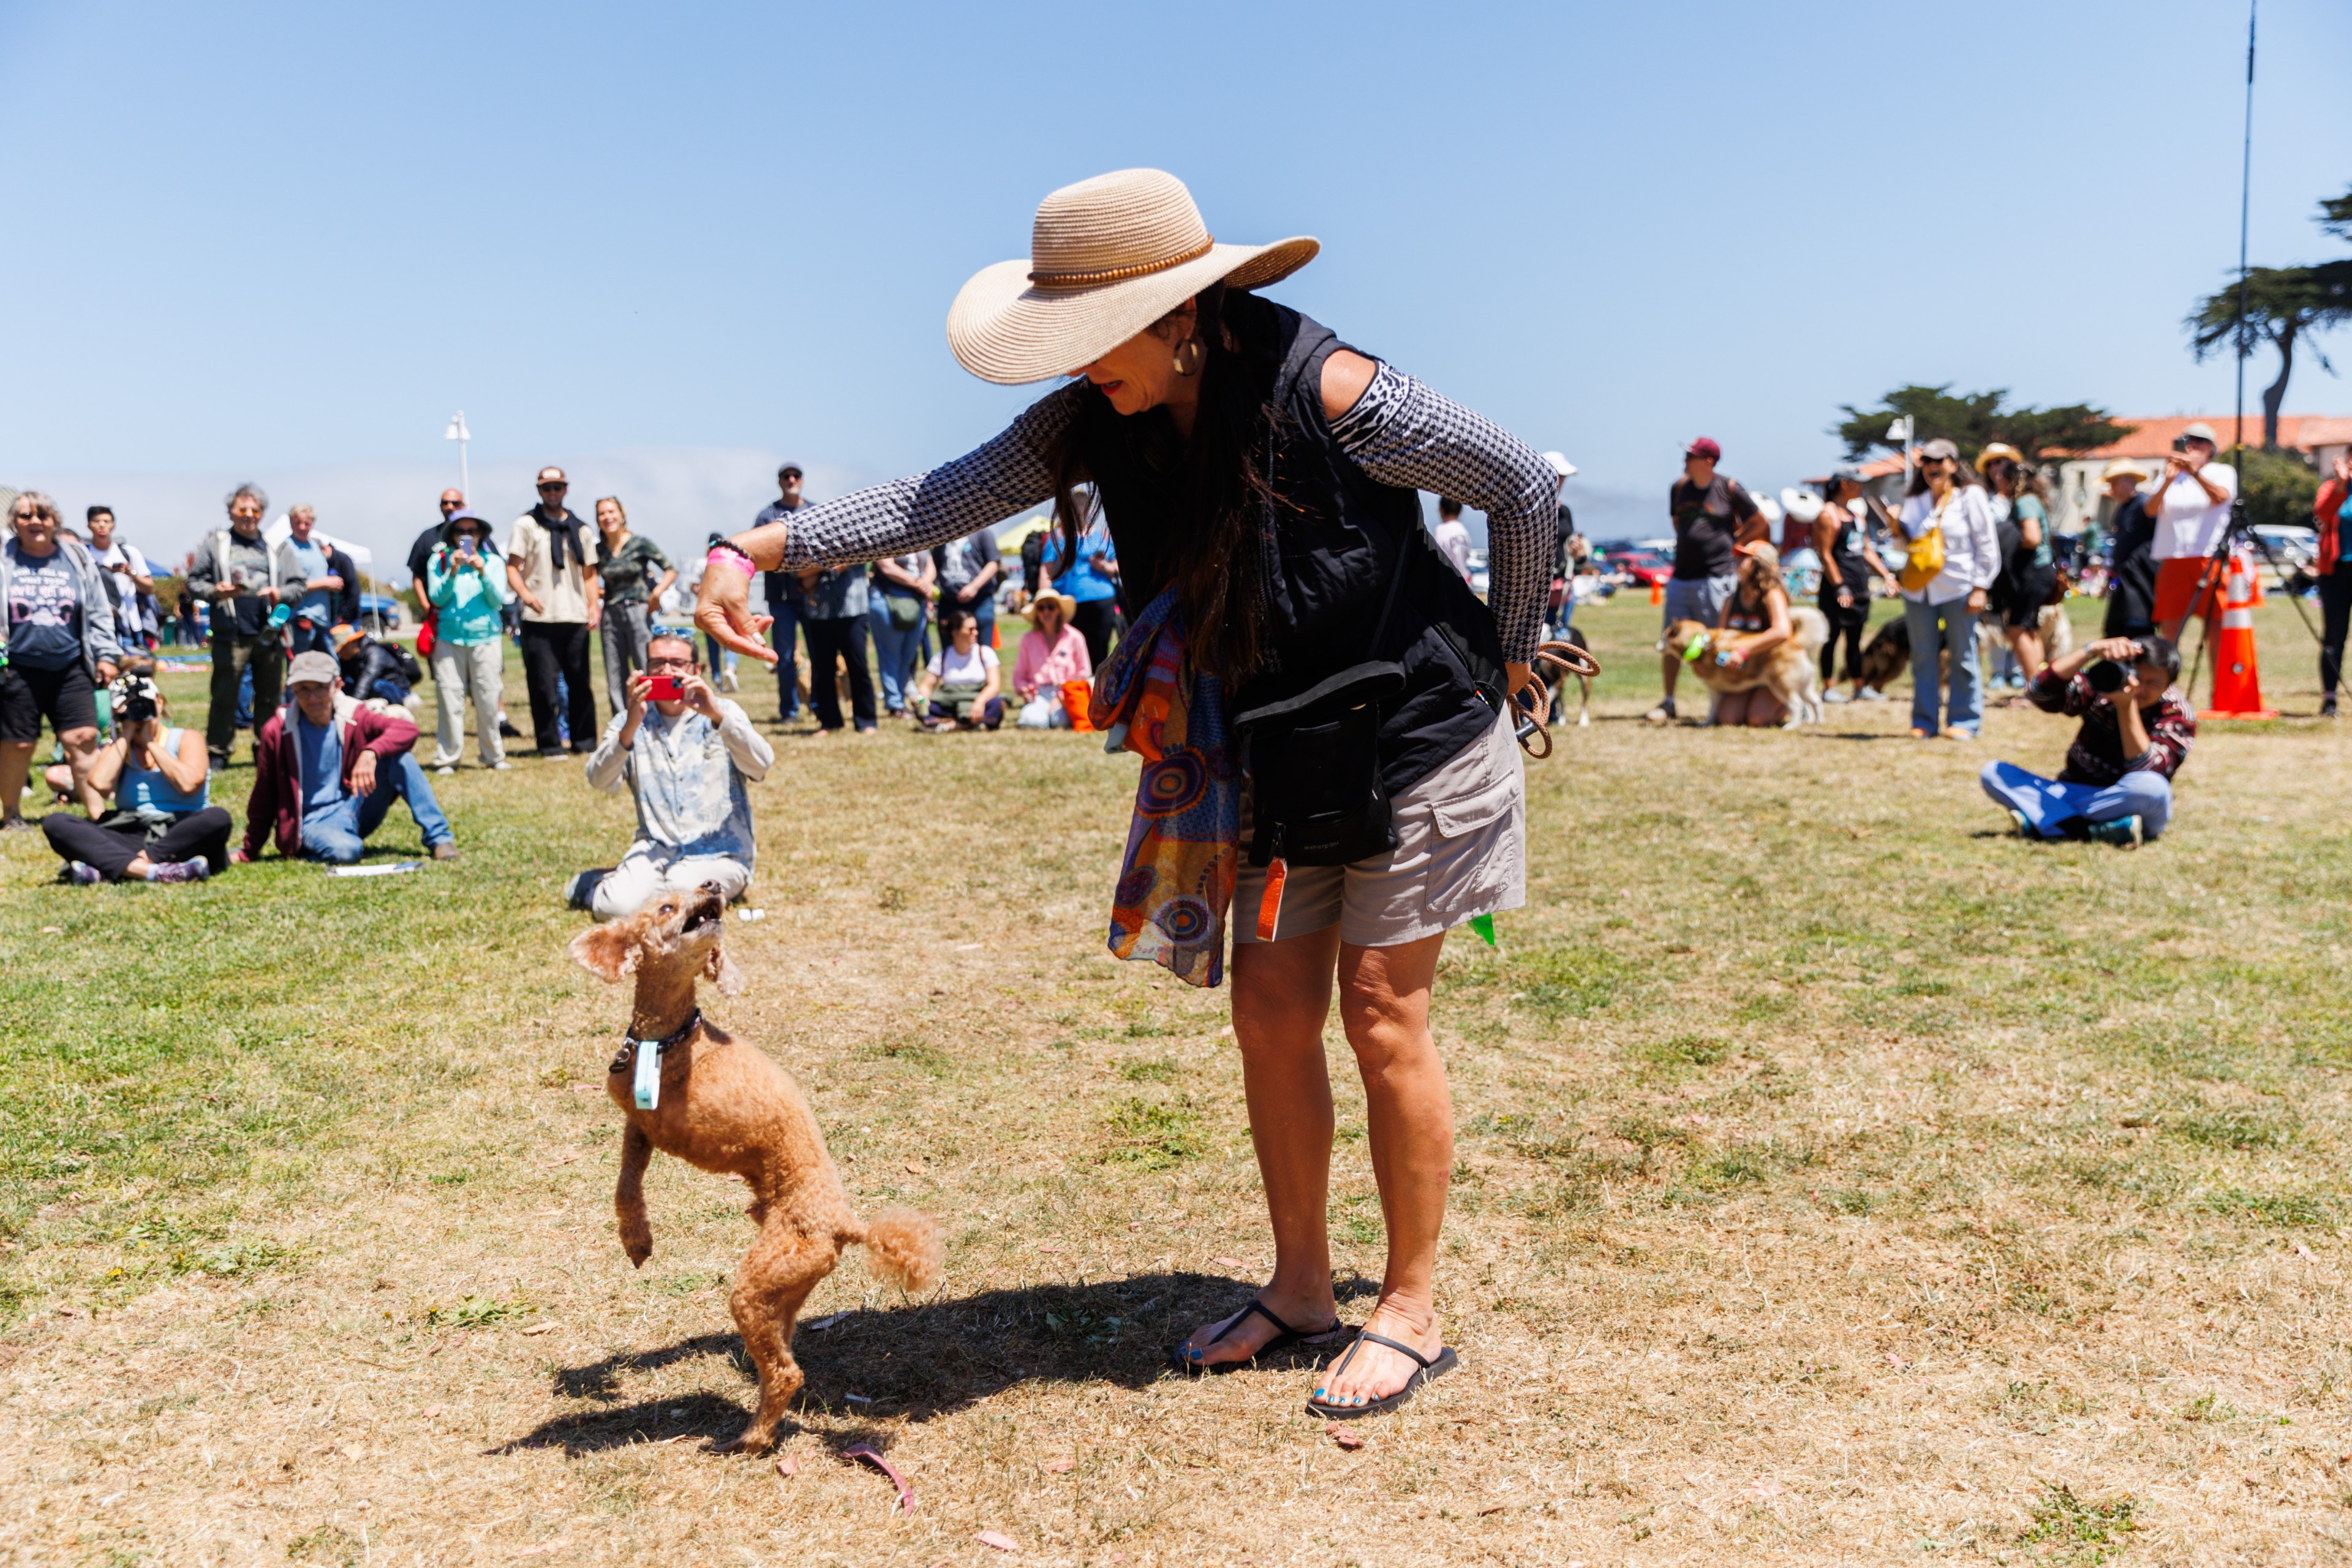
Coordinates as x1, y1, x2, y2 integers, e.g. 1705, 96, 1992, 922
569, 632, 772, 920
42, 673, 230, 884
1978, 635, 2193, 848
330, 622, 421, 715
1709, 540, 1796, 728
236, 650, 458, 865
914, 606, 1004, 731
1012, 589, 1091, 728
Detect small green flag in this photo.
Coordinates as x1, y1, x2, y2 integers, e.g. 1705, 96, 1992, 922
1469, 913, 1497, 948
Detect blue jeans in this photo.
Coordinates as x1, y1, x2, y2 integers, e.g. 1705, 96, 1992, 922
299, 753, 453, 862
768, 596, 802, 720
1903, 595, 1982, 736
869, 600, 926, 713
1981, 760, 2172, 841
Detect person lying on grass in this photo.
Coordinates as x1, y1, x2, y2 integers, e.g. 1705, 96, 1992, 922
42, 673, 230, 884
568, 632, 772, 921
1979, 635, 2193, 848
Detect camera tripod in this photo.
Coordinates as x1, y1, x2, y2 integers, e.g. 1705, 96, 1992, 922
2176, 493, 2323, 707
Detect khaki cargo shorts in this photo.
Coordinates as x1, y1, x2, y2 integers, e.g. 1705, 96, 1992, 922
1233, 712, 1526, 949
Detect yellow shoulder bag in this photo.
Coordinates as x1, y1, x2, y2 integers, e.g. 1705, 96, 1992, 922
1897, 487, 1954, 593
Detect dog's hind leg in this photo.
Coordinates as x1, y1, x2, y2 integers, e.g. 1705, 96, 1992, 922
616, 1123, 654, 1268
720, 1223, 841, 1453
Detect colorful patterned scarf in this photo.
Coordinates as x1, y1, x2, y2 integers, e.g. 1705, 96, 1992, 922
1088, 586, 1237, 989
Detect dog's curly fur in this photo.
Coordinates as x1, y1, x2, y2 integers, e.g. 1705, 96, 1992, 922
1659, 609, 1829, 728
568, 886, 943, 1452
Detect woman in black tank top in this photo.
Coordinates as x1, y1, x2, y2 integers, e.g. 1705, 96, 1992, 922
1811, 473, 1893, 698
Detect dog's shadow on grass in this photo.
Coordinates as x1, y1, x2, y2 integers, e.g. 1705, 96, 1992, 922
496, 1270, 1379, 1457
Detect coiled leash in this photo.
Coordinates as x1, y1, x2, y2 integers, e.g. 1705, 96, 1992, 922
1509, 639, 1602, 761
611, 1009, 702, 1110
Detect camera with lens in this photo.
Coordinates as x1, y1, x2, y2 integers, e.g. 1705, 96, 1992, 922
2170, 435, 2192, 454
2086, 641, 2143, 695
110, 673, 160, 725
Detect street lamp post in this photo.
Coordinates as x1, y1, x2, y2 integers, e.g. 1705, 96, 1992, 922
444, 412, 472, 504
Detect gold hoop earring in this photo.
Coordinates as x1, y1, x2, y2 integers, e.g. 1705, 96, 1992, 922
1172, 337, 1204, 377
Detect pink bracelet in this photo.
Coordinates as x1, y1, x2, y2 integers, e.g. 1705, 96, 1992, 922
706, 543, 757, 578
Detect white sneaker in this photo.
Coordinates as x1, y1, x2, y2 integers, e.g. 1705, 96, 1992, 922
1856, 687, 1889, 703
435, 764, 455, 776
1823, 689, 1851, 704
493, 760, 512, 771
1645, 698, 1677, 725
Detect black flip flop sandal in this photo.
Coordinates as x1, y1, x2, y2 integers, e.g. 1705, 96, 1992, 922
1168, 1298, 1343, 1378
1305, 1331, 1459, 1419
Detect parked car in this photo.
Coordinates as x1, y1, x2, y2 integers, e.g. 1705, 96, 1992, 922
356, 593, 405, 630
1602, 548, 1673, 588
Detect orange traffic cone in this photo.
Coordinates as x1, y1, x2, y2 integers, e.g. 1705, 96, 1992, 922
2203, 549, 2277, 720
1649, 579, 1663, 608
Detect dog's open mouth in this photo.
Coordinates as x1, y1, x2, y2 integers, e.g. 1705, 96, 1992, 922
680, 898, 722, 935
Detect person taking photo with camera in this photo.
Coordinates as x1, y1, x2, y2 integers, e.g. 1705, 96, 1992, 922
1978, 635, 2195, 848
41, 673, 231, 883
2149, 423, 2237, 644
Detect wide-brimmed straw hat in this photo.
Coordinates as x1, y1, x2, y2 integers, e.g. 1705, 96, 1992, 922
2099, 459, 2147, 483
946, 169, 1320, 385
1028, 587, 1077, 621
1974, 441, 2026, 473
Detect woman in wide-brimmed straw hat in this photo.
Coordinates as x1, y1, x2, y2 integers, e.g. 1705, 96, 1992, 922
698, 168, 1561, 1421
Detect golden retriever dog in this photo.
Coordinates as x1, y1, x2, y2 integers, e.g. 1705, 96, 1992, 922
1660, 609, 1829, 728
568, 885, 943, 1452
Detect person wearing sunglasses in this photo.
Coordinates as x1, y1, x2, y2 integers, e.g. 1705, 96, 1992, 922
568, 633, 773, 920
1894, 439, 2002, 739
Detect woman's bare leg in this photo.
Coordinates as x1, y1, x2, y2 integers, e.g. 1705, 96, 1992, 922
1314, 932, 1453, 1408
1175, 924, 1344, 1366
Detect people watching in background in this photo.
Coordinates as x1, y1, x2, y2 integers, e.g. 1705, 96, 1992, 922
570, 632, 772, 919
331, 622, 422, 715
1432, 497, 1473, 581
85, 506, 154, 652
870, 548, 936, 718
916, 606, 1005, 731
1896, 439, 2001, 740
239, 650, 456, 864
1542, 451, 1580, 639
1, 491, 124, 826
186, 482, 284, 768
1977, 444, 2056, 692
508, 466, 601, 756
42, 673, 228, 884
2149, 423, 2238, 644
2312, 455, 2352, 719
277, 504, 346, 657
1041, 499, 1120, 667
1980, 635, 2192, 847
592, 496, 675, 722
935, 524, 1003, 649
2099, 461, 2157, 640
1709, 541, 1796, 727
424, 508, 512, 774
799, 562, 878, 735
1013, 589, 1091, 728
756, 464, 808, 725
1649, 435, 1763, 725
1812, 470, 1894, 703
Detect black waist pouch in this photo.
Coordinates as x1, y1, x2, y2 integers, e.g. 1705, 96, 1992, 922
1232, 540, 1412, 870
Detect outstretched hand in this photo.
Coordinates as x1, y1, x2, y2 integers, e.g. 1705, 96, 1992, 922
694, 563, 777, 665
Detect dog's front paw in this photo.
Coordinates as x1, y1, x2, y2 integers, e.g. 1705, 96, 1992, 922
718, 1422, 776, 1454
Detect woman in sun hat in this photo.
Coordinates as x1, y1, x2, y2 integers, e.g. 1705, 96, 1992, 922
1894, 438, 2002, 739
698, 168, 1559, 1420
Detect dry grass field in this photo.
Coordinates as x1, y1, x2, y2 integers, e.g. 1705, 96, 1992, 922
3, 594, 2349, 1567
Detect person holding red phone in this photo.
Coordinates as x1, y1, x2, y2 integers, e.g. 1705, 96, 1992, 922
568, 632, 773, 921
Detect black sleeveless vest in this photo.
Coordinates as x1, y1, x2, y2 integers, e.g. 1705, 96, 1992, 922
1072, 296, 1508, 796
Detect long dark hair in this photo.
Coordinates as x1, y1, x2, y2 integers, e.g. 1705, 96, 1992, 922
1046, 281, 1276, 680
1980, 455, 2050, 503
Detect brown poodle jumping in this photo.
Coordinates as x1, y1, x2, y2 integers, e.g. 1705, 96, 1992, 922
568, 884, 943, 1452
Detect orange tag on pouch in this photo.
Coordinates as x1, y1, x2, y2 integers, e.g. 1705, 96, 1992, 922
1256, 857, 1287, 942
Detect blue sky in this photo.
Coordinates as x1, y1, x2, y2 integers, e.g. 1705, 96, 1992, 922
2, 0, 2348, 571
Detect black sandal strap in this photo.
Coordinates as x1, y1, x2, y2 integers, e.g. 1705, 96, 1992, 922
1352, 1330, 1437, 1370
1207, 1297, 1298, 1347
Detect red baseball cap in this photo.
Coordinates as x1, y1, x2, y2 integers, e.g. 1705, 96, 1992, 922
1684, 437, 1722, 461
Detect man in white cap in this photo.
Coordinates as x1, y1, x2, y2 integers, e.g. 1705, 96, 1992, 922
1541, 451, 1581, 637
2148, 423, 2237, 643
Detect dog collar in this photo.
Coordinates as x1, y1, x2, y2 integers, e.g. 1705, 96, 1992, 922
613, 1009, 701, 1111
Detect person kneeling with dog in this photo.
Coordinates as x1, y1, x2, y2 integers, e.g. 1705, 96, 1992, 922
1978, 635, 2193, 848
570, 631, 773, 920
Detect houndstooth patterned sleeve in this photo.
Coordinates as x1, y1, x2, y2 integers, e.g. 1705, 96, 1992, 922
771, 385, 1079, 568
1328, 360, 1556, 663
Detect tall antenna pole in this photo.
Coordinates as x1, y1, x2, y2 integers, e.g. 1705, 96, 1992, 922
2233, 0, 2255, 458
